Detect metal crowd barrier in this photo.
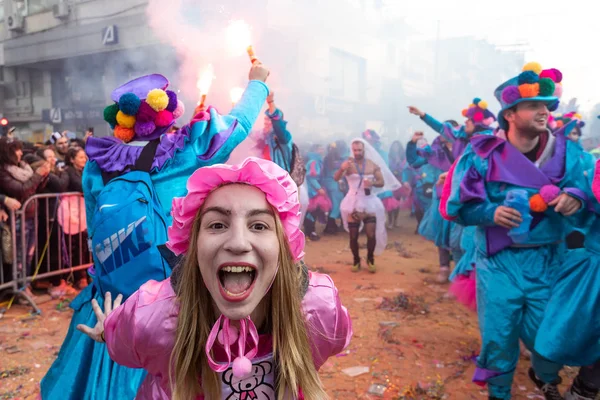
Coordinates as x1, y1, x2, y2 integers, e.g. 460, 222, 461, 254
0, 192, 93, 314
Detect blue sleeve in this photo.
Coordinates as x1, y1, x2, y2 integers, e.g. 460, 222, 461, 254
82, 162, 103, 231
265, 108, 292, 145
439, 146, 497, 226
565, 161, 600, 228
422, 114, 464, 142
406, 142, 428, 169
189, 80, 269, 166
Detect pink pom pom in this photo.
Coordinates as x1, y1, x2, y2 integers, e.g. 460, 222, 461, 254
137, 101, 157, 123
232, 356, 253, 379
540, 69, 557, 82
173, 100, 185, 119
217, 325, 239, 346
449, 272, 477, 312
548, 120, 557, 130
553, 84, 563, 98
134, 121, 156, 137
540, 184, 561, 203
501, 86, 521, 105
155, 110, 174, 127
472, 111, 484, 123
482, 117, 495, 126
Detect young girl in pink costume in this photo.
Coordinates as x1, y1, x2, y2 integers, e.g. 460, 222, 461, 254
77, 157, 352, 399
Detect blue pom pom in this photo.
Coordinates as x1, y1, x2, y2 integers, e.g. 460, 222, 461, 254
166, 90, 178, 112
518, 71, 539, 85
548, 100, 560, 112
119, 93, 141, 116
473, 97, 481, 105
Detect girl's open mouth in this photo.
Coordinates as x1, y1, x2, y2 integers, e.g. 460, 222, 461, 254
217, 264, 257, 302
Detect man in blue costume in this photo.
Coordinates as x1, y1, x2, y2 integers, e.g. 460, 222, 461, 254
41, 62, 271, 400
440, 62, 587, 400
405, 130, 455, 283
408, 100, 496, 283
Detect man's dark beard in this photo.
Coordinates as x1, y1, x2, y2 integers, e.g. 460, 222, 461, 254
354, 154, 364, 161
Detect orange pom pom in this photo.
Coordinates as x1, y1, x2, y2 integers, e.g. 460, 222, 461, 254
114, 126, 135, 142
462, 109, 468, 117
518, 83, 540, 98
556, 120, 564, 128
529, 194, 548, 213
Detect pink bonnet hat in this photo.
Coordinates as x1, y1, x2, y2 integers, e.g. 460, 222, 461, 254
166, 157, 305, 261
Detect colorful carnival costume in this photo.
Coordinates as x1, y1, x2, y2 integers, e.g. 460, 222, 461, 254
322, 141, 349, 234
304, 147, 331, 241
534, 160, 600, 400
440, 63, 586, 400
40, 74, 269, 400
406, 136, 454, 281
414, 100, 496, 283
550, 113, 594, 250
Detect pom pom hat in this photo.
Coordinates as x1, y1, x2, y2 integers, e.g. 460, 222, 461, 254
549, 112, 585, 132
494, 62, 563, 130
103, 74, 185, 143
462, 98, 496, 127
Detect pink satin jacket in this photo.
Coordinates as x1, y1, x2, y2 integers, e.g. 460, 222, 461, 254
104, 272, 352, 399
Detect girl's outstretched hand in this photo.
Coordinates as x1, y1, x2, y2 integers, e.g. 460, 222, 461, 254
76, 292, 123, 343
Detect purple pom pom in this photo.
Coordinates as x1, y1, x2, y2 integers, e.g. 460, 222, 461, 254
551, 68, 563, 83
137, 101, 157, 123
540, 185, 561, 203
518, 71, 539, 85
134, 121, 156, 137
501, 86, 521, 105
165, 90, 178, 112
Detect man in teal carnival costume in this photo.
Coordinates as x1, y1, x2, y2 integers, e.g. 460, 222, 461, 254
40, 62, 271, 400
408, 100, 496, 283
440, 62, 587, 400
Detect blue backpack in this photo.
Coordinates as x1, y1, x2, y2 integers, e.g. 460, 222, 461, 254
88, 140, 171, 299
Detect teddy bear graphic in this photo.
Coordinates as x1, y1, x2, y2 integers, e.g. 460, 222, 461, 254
222, 361, 275, 400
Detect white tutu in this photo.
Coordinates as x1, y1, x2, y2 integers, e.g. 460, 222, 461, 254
340, 174, 387, 255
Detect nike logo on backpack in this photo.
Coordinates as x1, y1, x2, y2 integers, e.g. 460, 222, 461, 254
94, 216, 151, 271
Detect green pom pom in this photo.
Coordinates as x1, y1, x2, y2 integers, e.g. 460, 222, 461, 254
538, 78, 556, 97
104, 104, 119, 126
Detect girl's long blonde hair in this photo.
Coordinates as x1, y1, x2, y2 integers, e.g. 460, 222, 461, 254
169, 205, 327, 400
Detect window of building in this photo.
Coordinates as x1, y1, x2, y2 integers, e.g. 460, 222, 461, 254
27, 0, 59, 15
31, 69, 45, 96
0, 0, 5, 22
